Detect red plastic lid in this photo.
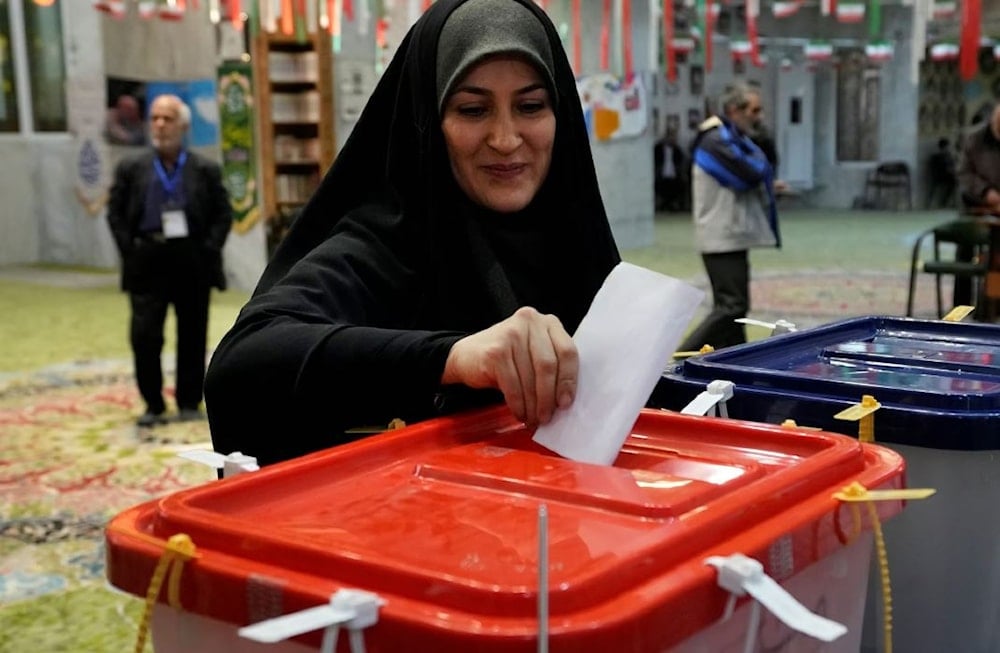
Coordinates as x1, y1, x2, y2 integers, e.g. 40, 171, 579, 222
106, 407, 904, 651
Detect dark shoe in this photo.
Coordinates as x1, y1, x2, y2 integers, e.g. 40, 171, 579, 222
136, 411, 167, 427
176, 408, 205, 423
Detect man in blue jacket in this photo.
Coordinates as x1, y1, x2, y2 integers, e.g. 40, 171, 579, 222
678, 83, 783, 351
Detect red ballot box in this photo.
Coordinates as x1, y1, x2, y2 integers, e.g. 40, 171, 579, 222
106, 406, 905, 652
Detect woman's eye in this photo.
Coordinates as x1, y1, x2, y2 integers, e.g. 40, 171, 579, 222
519, 100, 547, 114
457, 105, 487, 117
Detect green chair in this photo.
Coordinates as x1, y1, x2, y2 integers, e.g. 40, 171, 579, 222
906, 218, 989, 318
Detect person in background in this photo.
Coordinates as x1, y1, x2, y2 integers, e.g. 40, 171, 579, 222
955, 106, 1000, 308
959, 107, 1000, 215
750, 123, 779, 175
654, 129, 688, 211
204, 0, 620, 467
927, 137, 957, 209
106, 94, 232, 427
677, 83, 783, 352
105, 94, 147, 146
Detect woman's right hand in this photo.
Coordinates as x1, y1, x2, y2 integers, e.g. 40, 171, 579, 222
442, 307, 578, 427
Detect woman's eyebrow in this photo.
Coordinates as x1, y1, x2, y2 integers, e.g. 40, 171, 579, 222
451, 82, 548, 97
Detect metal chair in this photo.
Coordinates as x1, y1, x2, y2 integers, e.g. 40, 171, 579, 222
864, 161, 913, 210
906, 218, 989, 318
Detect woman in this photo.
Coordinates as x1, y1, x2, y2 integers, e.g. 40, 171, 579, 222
205, 0, 620, 466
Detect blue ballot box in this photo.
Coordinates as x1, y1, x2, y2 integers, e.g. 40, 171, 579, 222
651, 315, 1000, 653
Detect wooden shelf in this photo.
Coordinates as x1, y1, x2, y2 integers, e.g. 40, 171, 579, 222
253, 30, 335, 237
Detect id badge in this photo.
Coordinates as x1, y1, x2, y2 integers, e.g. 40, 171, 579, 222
162, 207, 189, 239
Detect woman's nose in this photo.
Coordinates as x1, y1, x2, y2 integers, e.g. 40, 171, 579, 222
487, 112, 522, 153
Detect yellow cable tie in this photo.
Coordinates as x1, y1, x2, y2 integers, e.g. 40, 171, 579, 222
134, 533, 197, 653
942, 305, 975, 322
833, 481, 937, 502
832, 482, 899, 653
833, 395, 881, 443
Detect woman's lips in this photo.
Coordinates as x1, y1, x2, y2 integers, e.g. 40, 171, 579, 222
483, 163, 527, 179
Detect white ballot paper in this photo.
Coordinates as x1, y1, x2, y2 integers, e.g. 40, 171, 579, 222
532, 262, 704, 465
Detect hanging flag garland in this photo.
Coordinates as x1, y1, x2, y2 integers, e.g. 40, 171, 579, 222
836, 1, 865, 22
746, 0, 762, 67
805, 39, 833, 60
929, 41, 959, 61
601, 0, 611, 71
704, 0, 715, 73
227, 0, 242, 29
959, 0, 981, 80
159, 0, 186, 21
867, 0, 881, 39
865, 40, 893, 62
730, 38, 751, 60
672, 35, 696, 53
771, 0, 801, 18
931, 0, 956, 19
93, 1, 127, 18
622, 0, 634, 78
663, 0, 677, 81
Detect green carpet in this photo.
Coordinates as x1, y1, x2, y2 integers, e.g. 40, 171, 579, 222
0, 208, 968, 650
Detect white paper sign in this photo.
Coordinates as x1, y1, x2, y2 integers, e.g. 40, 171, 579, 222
532, 262, 703, 465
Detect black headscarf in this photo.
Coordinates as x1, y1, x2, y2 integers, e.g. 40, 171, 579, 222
206, 0, 619, 465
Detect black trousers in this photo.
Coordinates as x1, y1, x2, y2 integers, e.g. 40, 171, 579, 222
656, 176, 688, 211
679, 250, 749, 351
129, 284, 211, 413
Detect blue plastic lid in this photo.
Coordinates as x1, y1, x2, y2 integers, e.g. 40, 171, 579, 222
658, 316, 1000, 449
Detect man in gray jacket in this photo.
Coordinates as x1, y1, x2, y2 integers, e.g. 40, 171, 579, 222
678, 83, 782, 351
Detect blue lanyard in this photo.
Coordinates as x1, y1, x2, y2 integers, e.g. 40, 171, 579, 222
153, 151, 187, 199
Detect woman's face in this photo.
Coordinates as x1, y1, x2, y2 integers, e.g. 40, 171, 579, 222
441, 55, 555, 213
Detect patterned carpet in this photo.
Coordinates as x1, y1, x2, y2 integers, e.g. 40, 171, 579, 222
0, 269, 943, 651
750, 268, 942, 327
0, 360, 216, 652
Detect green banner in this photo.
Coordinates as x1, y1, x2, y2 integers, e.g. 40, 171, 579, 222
217, 61, 259, 234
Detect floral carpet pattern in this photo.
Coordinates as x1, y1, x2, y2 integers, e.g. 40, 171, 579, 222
0, 269, 942, 652
0, 361, 215, 652
742, 269, 941, 328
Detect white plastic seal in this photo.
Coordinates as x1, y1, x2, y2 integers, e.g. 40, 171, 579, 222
705, 553, 848, 645
239, 588, 383, 653
680, 380, 735, 418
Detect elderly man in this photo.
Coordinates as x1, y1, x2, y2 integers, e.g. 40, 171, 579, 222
960, 105, 1000, 214
951, 104, 1000, 309
678, 83, 783, 351
106, 94, 232, 427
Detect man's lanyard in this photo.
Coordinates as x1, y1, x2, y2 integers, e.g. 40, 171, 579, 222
153, 151, 188, 200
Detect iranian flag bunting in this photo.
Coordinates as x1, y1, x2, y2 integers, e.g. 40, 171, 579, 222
929, 42, 959, 60
865, 40, 893, 61
836, 1, 865, 22
805, 40, 833, 60
772, 0, 801, 17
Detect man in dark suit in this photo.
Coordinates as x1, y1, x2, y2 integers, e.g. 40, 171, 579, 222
654, 129, 689, 211
107, 94, 232, 427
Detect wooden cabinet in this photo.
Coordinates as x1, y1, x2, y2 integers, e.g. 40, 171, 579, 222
252, 30, 335, 253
